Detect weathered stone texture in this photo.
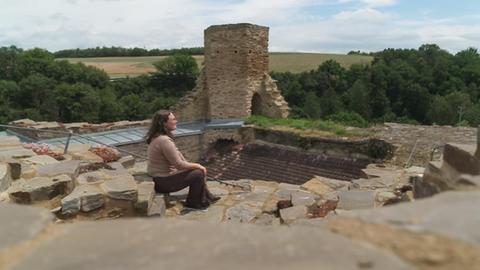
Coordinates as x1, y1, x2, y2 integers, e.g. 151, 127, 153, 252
173, 23, 289, 122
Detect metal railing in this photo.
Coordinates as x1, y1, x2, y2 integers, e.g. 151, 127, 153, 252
0, 124, 148, 160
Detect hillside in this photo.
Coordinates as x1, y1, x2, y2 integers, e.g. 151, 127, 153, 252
59, 53, 373, 78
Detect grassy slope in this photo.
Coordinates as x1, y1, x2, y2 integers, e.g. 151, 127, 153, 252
59, 53, 373, 78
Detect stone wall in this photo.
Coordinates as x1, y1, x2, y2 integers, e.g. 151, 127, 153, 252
371, 123, 478, 166
172, 23, 289, 122
118, 129, 244, 163
8, 119, 150, 140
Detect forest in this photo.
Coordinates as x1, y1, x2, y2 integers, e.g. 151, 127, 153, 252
0, 44, 478, 127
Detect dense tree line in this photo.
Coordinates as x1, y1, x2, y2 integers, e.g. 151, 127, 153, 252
0, 46, 198, 124
1, 44, 479, 127
53, 46, 204, 58
272, 44, 480, 127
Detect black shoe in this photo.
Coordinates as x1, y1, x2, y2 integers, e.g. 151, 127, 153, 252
209, 196, 221, 203
184, 202, 210, 211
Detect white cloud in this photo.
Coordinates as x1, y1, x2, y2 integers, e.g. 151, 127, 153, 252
361, 0, 396, 7
0, 0, 478, 53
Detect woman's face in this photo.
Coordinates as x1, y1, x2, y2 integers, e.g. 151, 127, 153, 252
165, 113, 177, 131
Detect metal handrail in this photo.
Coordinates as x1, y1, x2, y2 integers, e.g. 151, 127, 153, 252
0, 124, 147, 160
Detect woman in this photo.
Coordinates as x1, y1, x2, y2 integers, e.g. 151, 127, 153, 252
146, 110, 220, 210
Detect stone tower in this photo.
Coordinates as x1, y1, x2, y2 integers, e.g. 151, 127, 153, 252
173, 23, 289, 122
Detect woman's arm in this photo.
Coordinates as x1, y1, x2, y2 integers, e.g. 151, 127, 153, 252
161, 138, 207, 174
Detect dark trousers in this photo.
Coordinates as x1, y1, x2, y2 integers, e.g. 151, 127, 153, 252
152, 169, 214, 207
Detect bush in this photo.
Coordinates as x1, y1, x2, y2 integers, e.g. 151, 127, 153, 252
327, 112, 370, 128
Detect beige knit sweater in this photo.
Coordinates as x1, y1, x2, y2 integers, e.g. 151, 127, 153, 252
147, 135, 190, 177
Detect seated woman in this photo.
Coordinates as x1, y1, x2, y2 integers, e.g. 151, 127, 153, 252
145, 110, 220, 210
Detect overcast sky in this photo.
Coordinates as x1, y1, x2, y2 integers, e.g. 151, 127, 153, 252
1, 0, 479, 53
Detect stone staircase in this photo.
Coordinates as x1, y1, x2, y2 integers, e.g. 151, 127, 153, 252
205, 142, 370, 185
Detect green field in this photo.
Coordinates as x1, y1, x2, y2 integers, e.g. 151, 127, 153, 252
60, 53, 373, 78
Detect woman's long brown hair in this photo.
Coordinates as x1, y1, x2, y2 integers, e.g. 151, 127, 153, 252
145, 110, 174, 144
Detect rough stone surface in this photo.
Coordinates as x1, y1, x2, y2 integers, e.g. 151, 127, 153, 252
342, 191, 480, 245
443, 143, 479, 175
37, 160, 82, 179
337, 190, 376, 210
6, 159, 22, 180
147, 195, 166, 217
0, 163, 11, 192
279, 205, 308, 223
7, 175, 73, 203
22, 155, 59, 166
76, 171, 109, 185
225, 202, 262, 223
290, 190, 318, 206
180, 205, 225, 223
10, 219, 412, 270
134, 181, 155, 214
100, 176, 137, 201
309, 175, 351, 190
301, 178, 335, 196
173, 23, 289, 122
0, 148, 36, 160
61, 185, 104, 214
0, 203, 53, 251
118, 155, 135, 168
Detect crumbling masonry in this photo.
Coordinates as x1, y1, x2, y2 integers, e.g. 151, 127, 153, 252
172, 23, 290, 122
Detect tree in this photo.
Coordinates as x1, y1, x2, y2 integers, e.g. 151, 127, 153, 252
346, 79, 371, 118
151, 54, 199, 97
54, 83, 100, 123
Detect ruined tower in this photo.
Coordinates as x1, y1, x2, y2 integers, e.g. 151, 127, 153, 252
173, 23, 289, 122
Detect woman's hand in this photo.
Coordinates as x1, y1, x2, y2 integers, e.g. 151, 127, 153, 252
196, 164, 207, 176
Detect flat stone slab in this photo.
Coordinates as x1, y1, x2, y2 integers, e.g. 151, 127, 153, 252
100, 176, 137, 201
0, 148, 36, 160
179, 205, 225, 223
337, 190, 376, 210
37, 160, 82, 179
342, 191, 480, 245
0, 203, 53, 251
8, 175, 73, 203
11, 219, 413, 270
22, 155, 59, 166
225, 202, 262, 223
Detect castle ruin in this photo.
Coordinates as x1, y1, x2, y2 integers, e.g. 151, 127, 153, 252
173, 23, 290, 122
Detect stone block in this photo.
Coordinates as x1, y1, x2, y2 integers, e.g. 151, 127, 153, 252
132, 172, 152, 183
301, 178, 334, 196
0, 148, 36, 160
290, 190, 318, 206
147, 194, 166, 217
279, 205, 308, 224
134, 181, 155, 214
101, 176, 138, 201
37, 160, 82, 179
61, 185, 104, 214
342, 191, 480, 245
225, 202, 262, 223
76, 171, 110, 185
22, 155, 59, 166
443, 143, 479, 175
337, 190, 376, 210
310, 175, 351, 190
0, 163, 11, 192
8, 175, 73, 203
118, 155, 135, 168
